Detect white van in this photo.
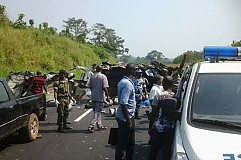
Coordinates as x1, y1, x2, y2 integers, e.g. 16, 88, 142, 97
164, 47, 241, 160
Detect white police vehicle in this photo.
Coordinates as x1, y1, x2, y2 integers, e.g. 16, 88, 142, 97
165, 46, 241, 160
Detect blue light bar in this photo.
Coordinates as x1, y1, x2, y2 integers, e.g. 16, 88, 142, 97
203, 47, 238, 61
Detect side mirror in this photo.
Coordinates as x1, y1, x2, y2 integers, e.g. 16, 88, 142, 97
161, 98, 181, 120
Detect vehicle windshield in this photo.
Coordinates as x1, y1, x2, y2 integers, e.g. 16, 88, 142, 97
191, 74, 241, 124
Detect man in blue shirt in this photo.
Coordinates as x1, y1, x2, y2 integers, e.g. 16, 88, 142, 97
115, 63, 136, 160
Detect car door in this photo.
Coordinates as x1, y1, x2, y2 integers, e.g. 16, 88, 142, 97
0, 81, 18, 140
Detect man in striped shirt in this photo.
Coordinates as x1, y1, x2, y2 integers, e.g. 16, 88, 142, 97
31, 71, 48, 138
32, 71, 48, 95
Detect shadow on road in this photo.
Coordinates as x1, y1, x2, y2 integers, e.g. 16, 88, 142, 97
104, 142, 151, 160
39, 129, 92, 134
0, 135, 29, 152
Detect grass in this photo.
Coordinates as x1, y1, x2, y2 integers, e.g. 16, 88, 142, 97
0, 25, 117, 78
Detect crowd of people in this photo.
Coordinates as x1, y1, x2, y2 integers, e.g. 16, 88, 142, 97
115, 53, 187, 160
28, 53, 187, 160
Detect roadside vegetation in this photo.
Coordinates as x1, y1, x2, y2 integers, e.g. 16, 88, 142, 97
0, 5, 240, 78
0, 25, 108, 77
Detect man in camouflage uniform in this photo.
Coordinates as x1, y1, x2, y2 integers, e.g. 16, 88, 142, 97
133, 69, 147, 119
53, 70, 73, 133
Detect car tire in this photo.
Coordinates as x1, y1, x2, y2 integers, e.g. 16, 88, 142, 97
19, 113, 39, 142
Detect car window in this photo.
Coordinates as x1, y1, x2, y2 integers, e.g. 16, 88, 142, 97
0, 82, 10, 103
192, 74, 241, 123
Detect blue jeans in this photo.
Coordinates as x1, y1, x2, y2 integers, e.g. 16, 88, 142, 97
115, 117, 135, 160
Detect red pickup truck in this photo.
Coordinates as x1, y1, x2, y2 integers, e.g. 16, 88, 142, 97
0, 77, 46, 142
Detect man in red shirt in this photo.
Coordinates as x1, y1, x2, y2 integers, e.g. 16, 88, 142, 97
32, 71, 48, 95
31, 71, 49, 138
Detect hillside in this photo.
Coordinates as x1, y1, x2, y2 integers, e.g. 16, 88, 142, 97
0, 25, 117, 78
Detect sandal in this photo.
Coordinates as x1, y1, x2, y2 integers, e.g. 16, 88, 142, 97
88, 126, 94, 133
98, 126, 107, 131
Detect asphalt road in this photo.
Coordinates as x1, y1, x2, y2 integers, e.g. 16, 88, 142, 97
0, 96, 153, 160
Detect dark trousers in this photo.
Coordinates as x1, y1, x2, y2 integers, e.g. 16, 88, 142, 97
115, 117, 135, 160
148, 130, 174, 160
135, 100, 142, 115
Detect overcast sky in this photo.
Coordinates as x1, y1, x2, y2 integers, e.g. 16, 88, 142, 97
1, 0, 241, 58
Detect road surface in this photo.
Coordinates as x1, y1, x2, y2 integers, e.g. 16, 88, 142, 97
0, 96, 153, 160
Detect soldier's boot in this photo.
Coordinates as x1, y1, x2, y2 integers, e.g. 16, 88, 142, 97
58, 125, 66, 133
63, 123, 73, 129
66, 121, 72, 124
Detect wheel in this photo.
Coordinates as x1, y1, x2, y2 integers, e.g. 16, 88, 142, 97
19, 113, 39, 142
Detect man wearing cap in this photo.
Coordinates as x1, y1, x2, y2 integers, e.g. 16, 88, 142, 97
132, 69, 147, 119
115, 63, 136, 160
53, 70, 73, 133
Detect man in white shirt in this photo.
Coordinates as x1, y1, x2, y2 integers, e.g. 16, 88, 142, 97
147, 74, 164, 144
148, 74, 164, 113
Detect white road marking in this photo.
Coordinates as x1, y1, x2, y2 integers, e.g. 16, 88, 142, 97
74, 108, 93, 122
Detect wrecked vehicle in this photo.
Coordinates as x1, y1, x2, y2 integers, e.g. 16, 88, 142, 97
4, 61, 168, 109
100, 61, 166, 96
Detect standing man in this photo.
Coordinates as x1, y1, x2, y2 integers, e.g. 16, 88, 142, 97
31, 71, 48, 95
147, 74, 164, 144
53, 70, 73, 133
115, 63, 136, 160
31, 71, 49, 138
149, 74, 164, 104
87, 65, 110, 133
148, 76, 177, 160
133, 69, 147, 119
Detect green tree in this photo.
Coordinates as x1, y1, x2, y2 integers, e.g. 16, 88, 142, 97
13, 13, 27, 29
122, 54, 132, 63
59, 27, 72, 37
90, 23, 125, 55
48, 27, 57, 34
173, 51, 203, 65
29, 19, 34, 27
90, 23, 106, 44
42, 22, 48, 29
124, 48, 129, 54
63, 17, 89, 42
39, 24, 42, 29
146, 50, 164, 61
0, 5, 5, 17
103, 28, 124, 55
0, 5, 9, 26
231, 40, 241, 47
